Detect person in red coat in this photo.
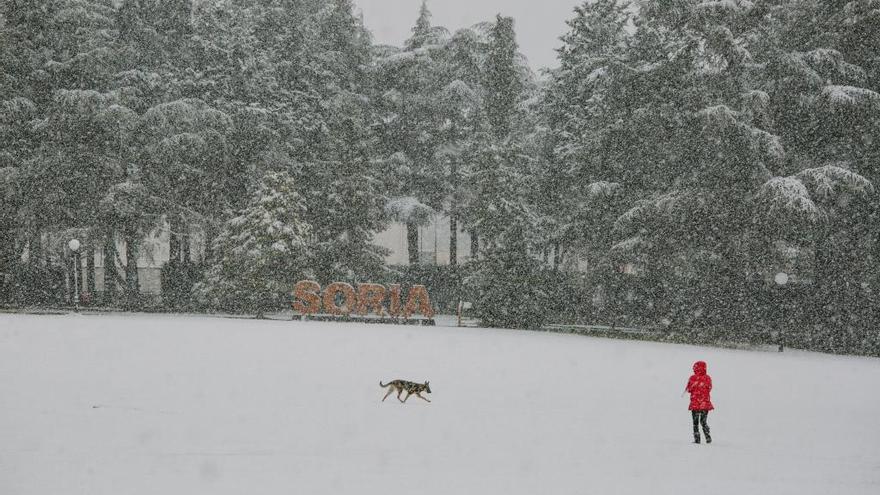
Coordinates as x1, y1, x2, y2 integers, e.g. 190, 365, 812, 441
685, 360, 713, 444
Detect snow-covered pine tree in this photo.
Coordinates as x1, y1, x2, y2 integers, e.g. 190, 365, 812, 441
374, 1, 450, 264
0, 0, 60, 274
458, 15, 538, 257
405, 0, 433, 51
460, 134, 553, 329
452, 14, 550, 328
584, 0, 786, 325
461, 138, 539, 249
195, 171, 314, 317
541, 0, 632, 267
466, 233, 552, 330
139, 98, 234, 259
484, 15, 522, 140
435, 27, 488, 264
748, 0, 879, 322
10, 0, 129, 299
295, 0, 389, 282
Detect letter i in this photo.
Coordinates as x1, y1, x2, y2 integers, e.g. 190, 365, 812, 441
388, 284, 402, 317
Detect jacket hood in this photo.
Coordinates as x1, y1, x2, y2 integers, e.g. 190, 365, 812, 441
693, 361, 707, 375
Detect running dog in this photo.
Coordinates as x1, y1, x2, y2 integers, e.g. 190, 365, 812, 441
380, 380, 431, 403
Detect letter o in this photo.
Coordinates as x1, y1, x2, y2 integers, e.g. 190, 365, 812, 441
323, 282, 357, 316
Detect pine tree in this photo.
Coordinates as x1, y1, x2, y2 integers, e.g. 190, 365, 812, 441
375, 1, 451, 264
748, 0, 879, 321
484, 15, 522, 139
405, 0, 432, 50
436, 27, 487, 264
295, 0, 389, 282
195, 171, 314, 317
467, 235, 552, 330
555, 0, 785, 324
461, 137, 539, 249
457, 15, 534, 258
1, 0, 60, 268
541, 0, 632, 266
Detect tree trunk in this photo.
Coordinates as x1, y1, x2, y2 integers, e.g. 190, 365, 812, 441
470, 230, 478, 258
0, 227, 14, 301
407, 222, 420, 265
0, 227, 14, 271
74, 251, 83, 297
814, 229, 831, 317
449, 158, 459, 267
86, 244, 96, 302
554, 243, 563, 270
124, 231, 140, 307
182, 230, 191, 264
204, 221, 218, 262
103, 234, 119, 305
29, 230, 42, 265
64, 253, 71, 304
449, 215, 458, 266
169, 218, 181, 264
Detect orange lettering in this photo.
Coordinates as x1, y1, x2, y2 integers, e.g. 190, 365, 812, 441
357, 283, 386, 316
292, 280, 321, 314
388, 284, 402, 317
323, 282, 357, 316
403, 285, 434, 318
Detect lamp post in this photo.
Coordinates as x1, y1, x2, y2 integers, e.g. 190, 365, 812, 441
774, 271, 788, 352
68, 239, 81, 313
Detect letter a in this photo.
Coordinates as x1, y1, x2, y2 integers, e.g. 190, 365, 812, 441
403, 285, 434, 318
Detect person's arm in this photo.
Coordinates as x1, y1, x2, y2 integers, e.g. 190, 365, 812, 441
706, 376, 712, 392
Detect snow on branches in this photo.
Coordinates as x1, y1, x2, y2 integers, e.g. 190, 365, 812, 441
795, 165, 875, 201
754, 165, 874, 228
821, 85, 880, 109
384, 196, 434, 226
754, 176, 822, 223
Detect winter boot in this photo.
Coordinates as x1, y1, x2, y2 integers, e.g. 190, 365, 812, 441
705, 433, 712, 444
693, 434, 701, 444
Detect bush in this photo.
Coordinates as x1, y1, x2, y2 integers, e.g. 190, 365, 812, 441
382, 264, 462, 313
1, 262, 66, 306
161, 260, 202, 310
465, 243, 553, 330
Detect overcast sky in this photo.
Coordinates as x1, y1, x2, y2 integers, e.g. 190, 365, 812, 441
354, 0, 580, 71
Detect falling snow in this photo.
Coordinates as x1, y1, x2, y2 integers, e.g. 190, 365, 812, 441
1, 0, 879, 492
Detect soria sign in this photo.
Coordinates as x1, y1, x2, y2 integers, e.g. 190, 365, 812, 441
292, 281, 434, 318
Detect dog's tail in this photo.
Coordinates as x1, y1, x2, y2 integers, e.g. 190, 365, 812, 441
380, 381, 389, 388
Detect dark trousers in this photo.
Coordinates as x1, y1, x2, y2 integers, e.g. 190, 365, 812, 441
691, 410, 711, 442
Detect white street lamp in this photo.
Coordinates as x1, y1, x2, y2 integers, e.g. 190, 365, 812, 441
69, 239, 80, 312
774, 272, 789, 286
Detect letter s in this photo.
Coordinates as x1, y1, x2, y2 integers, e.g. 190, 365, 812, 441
293, 280, 321, 314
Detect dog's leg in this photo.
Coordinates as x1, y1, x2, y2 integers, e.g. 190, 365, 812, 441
397, 389, 405, 402
416, 393, 431, 403
382, 387, 394, 402
401, 391, 411, 403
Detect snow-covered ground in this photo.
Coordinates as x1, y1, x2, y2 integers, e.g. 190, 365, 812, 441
1, 313, 878, 495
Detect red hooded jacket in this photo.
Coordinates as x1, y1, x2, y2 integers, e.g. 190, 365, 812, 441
686, 361, 714, 411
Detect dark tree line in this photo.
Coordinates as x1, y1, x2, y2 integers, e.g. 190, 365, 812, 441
1, 0, 879, 354
540, 0, 880, 354
0, 0, 536, 310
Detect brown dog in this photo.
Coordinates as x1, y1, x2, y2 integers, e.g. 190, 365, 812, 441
380, 380, 431, 403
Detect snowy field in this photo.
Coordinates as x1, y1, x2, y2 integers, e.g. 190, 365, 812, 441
1, 313, 879, 495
